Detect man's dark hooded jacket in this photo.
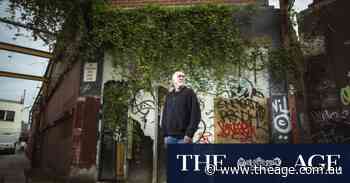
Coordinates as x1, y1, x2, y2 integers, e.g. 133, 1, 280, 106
161, 86, 201, 138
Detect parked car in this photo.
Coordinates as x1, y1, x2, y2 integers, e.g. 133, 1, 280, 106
0, 131, 19, 154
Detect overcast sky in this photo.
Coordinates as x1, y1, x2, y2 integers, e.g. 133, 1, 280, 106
0, 0, 313, 122
269, 0, 313, 12
0, 0, 49, 122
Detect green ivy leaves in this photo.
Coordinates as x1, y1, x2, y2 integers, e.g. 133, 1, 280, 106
91, 4, 266, 93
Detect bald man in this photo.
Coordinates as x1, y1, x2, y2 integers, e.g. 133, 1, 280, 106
161, 71, 201, 145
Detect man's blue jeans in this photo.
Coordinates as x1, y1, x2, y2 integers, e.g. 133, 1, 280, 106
164, 136, 185, 145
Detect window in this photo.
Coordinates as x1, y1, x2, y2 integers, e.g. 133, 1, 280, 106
0, 110, 4, 120
5, 111, 15, 121
0, 110, 15, 122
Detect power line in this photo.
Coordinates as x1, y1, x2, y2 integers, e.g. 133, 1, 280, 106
0, 17, 56, 36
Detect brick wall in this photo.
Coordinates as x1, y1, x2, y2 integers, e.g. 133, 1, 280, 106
110, 0, 256, 7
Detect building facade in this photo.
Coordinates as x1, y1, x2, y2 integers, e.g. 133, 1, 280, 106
0, 98, 24, 153
26, 0, 307, 183
299, 0, 350, 143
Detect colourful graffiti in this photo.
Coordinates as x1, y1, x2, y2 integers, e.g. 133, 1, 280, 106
340, 85, 350, 106
214, 97, 268, 143
216, 98, 265, 124
217, 121, 256, 143
126, 78, 268, 144
193, 77, 268, 144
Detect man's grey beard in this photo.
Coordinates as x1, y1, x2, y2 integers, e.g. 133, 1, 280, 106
169, 84, 185, 92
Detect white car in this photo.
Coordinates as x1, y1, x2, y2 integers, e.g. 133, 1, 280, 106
0, 132, 19, 154
0, 142, 16, 154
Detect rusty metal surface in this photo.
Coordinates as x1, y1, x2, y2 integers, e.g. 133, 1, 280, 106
0, 70, 46, 81
80, 97, 99, 168
40, 117, 73, 176
45, 61, 81, 125
72, 97, 99, 169
0, 41, 52, 59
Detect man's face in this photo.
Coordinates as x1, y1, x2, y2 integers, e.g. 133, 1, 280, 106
173, 71, 185, 88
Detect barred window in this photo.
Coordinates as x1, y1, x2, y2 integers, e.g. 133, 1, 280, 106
5, 111, 15, 121
0, 110, 15, 122
0, 110, 4, 120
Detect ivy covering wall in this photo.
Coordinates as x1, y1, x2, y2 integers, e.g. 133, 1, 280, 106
90, 3, 272, 94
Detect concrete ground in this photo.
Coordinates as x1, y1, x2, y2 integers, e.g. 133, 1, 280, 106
0, 147, 29, 183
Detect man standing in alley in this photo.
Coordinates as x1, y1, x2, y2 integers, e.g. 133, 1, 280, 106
161, 71, 201, 145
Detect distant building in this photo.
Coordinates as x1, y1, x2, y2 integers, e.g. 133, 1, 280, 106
0, 98, 24, 153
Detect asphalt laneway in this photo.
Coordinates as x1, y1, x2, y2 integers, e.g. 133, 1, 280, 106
0, 149, 29, 183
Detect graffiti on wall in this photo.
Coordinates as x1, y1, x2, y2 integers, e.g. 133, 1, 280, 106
305, 70, 350, 144
311, 124, 350, 143
309, 108, 350, 143
124, 77, 268, 144
193, 97, 214, 144
340, 86, 350, 106
217, 121, 256, 142
310, 109, 350, 124
214, 97, 268, 143
271, 95, 291, 142
215, 77, 265, 99
195, 131, 213, 144
128, 90, 216, 143
130, 98, 156, 130
194, 77, 268, 144
194, 119, 214, 144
